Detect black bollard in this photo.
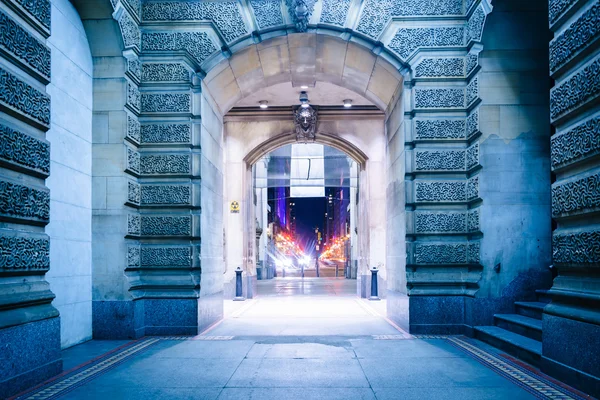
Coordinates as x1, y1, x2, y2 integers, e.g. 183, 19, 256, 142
316, 260, 319, 277
369, 267, 380, 301
335, 264, 339, 277
234, 266, 245, 301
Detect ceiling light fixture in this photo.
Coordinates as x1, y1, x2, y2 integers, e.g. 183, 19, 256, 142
343, 99, 353, 108
299, 91, 310, 108
300, 85, 309, 89
259, 100, 269, 109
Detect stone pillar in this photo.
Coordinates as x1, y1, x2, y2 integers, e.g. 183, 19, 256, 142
0, 0, 61, 396
545, 0, 600, 395
402, 3, 491, 334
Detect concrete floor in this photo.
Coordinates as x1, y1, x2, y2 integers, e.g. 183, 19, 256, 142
51, 278, 542, 399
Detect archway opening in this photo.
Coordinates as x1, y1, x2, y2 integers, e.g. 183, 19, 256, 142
252, 143, 360, 296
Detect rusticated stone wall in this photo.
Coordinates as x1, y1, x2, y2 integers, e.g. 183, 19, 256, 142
0, 0, 61, 397
544, 0, 600, 395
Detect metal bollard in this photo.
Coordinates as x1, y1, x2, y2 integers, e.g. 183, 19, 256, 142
335, 264, 339, 277
234, 266, 245, 301
369, 266, 380, 301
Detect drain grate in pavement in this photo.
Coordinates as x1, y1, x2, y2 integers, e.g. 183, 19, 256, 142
372, 334, 413, 340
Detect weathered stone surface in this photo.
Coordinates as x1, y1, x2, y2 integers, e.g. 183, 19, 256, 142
0, 180, 50, 223
0, 10, 51, 79
0, 124, 50, 176
553, 230, 600, 265
551, 117, 600, 170
0, 234, 50, 271
552, 174, 600, 217
0, 67, 50, 126
549, 2, 600, 73
550, 57, 600, 121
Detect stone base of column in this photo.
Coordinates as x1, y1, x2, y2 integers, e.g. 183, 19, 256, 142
408, 295, 467, 335
92, 300, 145, 339
93, 298, 220, 338
541, 313, 600, 398
0, 317, 62, 399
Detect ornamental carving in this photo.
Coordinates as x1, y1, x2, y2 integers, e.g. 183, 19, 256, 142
127, 246, 140, 267
467, 210, 480, 232
140, 154, 190, 175
127, 214, 140, 235
467, 111, 479, 139
467, 176, 479, 200
127, 181, 141, 205
552, 173, 600, 217
140, 216, 192, 236
320, 0, 351, 26
415, 150, 465, 171
141, 124, 191, 143
466, 53, 478, 75
141, 93, 191, 113
415, 212, 467, 233
415, 88, 465, 109
0, 11, 51, 79
415, 58, 465, 78
356, 0, 463, 39
551, 117, 600, 170
466, 143, 479, 170
550, 57, 600, 121
140, 247, 192, 267
126, 147, 140, 174
142, 2, 247, 43
127, 58, 141, 81
0, 124, 50, 175
415, 119, 466, 140
550, 3, 600, 73
126, 82, 141, 113
549, 0, 579, 25
142, 63, 190, 82
141, 185, 191, 205
285, 0, 316, 32
118, 11, 140, 49
294, 105, 317, 142
415, 243, 467, 264
468, 241, 480, 263
389, 27, 464, 60
0, 67, 50, 126
0, 235, 49, 270
416, 181, 466, 202
250, 0, 283, 29
0, 180, 49, 222
13, 0, 50, 29
126, 115, 140, 144
142, 32, 217, 65
467, 6, 485, 43
553, 230, 600, 265
466, 77, 479, 106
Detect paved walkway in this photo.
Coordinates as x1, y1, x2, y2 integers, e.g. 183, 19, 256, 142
14, 279, 587, 400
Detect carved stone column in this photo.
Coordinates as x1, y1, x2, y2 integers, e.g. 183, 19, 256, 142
0, 0, 61, 396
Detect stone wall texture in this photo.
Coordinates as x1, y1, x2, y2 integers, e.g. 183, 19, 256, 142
544, 0, 600, 394
0, 0, 61, 397
45, 0, 93, 350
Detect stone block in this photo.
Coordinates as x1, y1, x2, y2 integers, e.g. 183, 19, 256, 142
542, 313, 600, 398
92, 300, 143, 339
0, 317, 62, 399
143, 299, 199, 336
409, 296, 466, 334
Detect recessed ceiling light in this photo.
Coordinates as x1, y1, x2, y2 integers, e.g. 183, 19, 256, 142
300, 85, 309, 89
259, 100, 268, 109
343, 99, 353, 108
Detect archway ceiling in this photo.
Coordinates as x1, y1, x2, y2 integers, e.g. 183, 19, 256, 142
110, 0, 491, 114
234, 81, 373, 108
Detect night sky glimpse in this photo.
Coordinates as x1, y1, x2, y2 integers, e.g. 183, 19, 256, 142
292, 197, 325, 242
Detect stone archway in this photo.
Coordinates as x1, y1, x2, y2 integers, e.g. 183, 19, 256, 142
70, 0, 492, 338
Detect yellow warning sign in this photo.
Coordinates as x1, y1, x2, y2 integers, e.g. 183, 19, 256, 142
230, 201, 240, 213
